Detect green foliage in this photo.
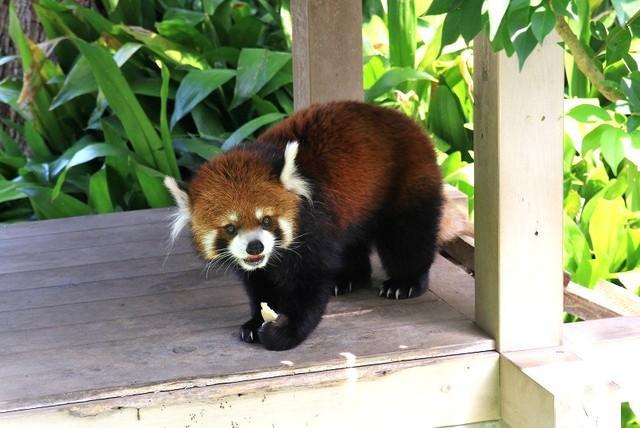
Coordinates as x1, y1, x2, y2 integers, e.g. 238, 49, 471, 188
0, 0, 293, 221
363, 0, 474, 211
563, 98, 640, 290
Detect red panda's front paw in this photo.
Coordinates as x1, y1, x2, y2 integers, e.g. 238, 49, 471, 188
258, 315, 304, 351
240, 318, 261, 343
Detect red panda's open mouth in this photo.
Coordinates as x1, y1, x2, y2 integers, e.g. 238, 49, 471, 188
244, 255, 265, 266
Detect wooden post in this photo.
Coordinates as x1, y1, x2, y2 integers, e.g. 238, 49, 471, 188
291, 0, 363, 109
473, 33, 564, 352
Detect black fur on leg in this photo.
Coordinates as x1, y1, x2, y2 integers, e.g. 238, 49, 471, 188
333, 241, 372, 296
375, 193, 442, 300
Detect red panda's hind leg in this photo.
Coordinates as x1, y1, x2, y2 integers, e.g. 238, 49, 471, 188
333, 241, 372, 296
376, 192, 442, 300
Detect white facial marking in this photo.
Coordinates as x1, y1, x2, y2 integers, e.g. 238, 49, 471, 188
255, 208, 263, 220
280, 141, 312, 201
202, 230, 218, 259
229, 228, 276, 271
277, 218, 293, 247
163, 176, 191, 244
228, 212, 238, 222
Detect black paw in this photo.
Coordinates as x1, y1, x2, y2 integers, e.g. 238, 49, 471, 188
258, 315, 303, 351
378, 279, 425, 300
240, 318, 261, 343
332, 276, 371, 296
333, 278, 354, 296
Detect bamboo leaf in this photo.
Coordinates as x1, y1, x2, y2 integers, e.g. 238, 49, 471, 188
19, 184, 91, 219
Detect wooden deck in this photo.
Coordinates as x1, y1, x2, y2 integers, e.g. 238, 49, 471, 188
0, 209, 495, 426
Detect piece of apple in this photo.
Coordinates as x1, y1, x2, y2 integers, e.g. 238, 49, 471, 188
260, 302, 278, 322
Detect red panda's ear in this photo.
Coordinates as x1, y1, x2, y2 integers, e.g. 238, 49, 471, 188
280, 141, 311, 200
163, 176, 191, 243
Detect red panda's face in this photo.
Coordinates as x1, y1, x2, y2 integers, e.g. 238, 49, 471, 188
165, 142, 309, 272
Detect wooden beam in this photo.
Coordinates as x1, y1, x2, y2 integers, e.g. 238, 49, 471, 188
473, 33, 564, 351
0, 352, 500, 428
291, 0, 363, 109
501, 316, 640, 427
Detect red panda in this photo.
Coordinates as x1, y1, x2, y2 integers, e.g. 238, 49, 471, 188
165, 101, 449, 351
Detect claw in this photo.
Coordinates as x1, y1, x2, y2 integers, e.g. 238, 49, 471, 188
334, 285, 339, 296
379, 288, 385, 297
386, 288, 393, 298
408, 287, 414, 298
395, 289, 400, 300
348, 281, 353, 293
249, 331, 254, 342
240, 330, 245, 341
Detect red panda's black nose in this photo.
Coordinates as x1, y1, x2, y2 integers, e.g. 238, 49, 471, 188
246, 240, 264, 255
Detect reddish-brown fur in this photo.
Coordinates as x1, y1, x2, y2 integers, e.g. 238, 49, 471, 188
256, 101, 442, 229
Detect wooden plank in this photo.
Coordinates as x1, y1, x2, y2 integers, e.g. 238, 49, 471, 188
291, 0, 363, 109
0, 222, 178, 256
0, 208, 172, 240
0, 252, 202, 292
0, 288, 445, 354
0, 238, 193, 274
0, 318, 491, 413
0, 352, 500, 428
473, 33, 564, 351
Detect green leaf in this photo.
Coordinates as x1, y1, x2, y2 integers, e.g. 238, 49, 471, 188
174, 138, 223, 159
19, 184, 91, 219
51, 43, 141, 110
564, 189, 581, 219
24, 122, 52, 162
508, 8, 537, 69
428, 85, 470, 152
388, 0, 416, 69
159, 62, 180, 179
365, 67, 436, 102
487, 0, 510, 41
426, 0, 463, 15
589, 196, 628, 273
566, 104, 611, 123
52, 143, 134, 198
72, 39, 172, 175
600, 127, 626, 173
0, 181, 27, 204
531, 4, 556, 43
134, 163, 173, 208
458, 0, 483, 44
222, 112, 286, 151
230, 48, 291, 109
88, 167, 113, 213
606, 28, 632, 65
170, 68, 235, 128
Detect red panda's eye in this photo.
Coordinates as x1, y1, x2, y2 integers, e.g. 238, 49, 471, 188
261, 216, 272, 228
224, 224, 237, 235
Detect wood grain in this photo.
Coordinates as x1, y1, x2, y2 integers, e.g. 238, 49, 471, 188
474, 34, 564, 351
0, 208, 489, 416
